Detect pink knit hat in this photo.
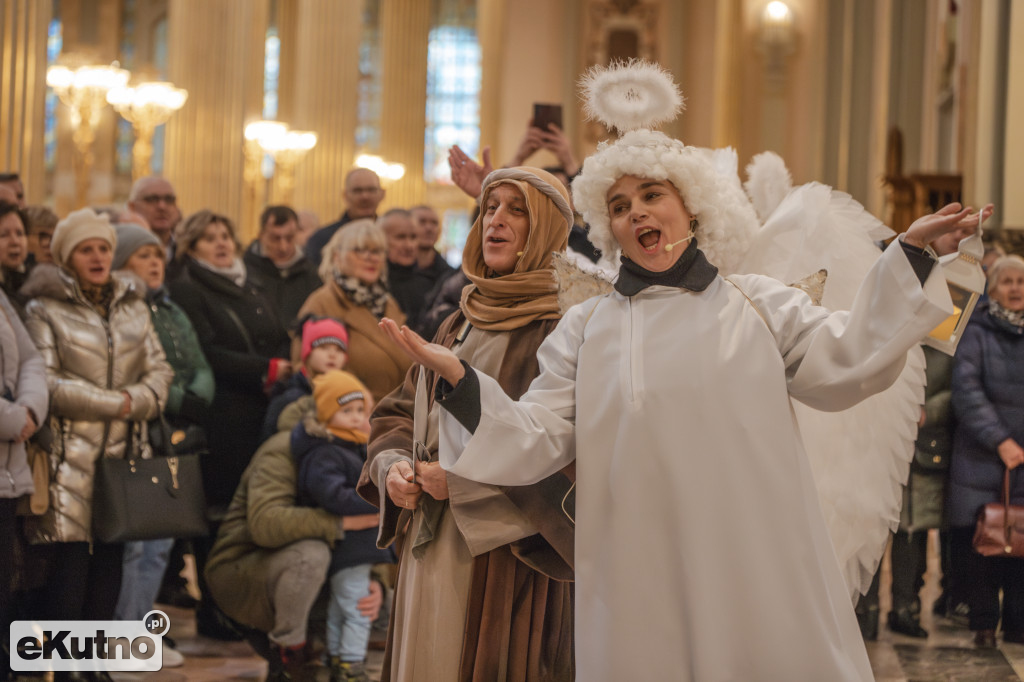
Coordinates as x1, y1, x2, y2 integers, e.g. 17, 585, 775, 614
301, 317, 349, 362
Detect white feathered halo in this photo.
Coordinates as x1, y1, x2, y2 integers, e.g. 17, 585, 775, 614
572, 60, 759, 276
579, 59, 684, 133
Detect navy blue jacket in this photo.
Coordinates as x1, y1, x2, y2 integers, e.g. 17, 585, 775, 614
291, 418, 394, 573
947, 302, 1024, 526
261, 371, 313, 442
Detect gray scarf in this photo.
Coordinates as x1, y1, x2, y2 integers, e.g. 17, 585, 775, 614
989, 299, 1024, 329
195, 256, 247, 288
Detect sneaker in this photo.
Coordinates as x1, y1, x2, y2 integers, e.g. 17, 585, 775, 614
162, 640, 185, 668
329, 657, 370, 682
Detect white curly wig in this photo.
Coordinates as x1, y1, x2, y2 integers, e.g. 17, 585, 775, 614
572, 62, 759, 275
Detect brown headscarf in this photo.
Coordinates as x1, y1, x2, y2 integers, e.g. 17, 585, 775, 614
460, 167, 573, 331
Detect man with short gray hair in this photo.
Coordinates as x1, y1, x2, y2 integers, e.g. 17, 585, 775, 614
128, 176, 181, 256
305, 168, 385, 266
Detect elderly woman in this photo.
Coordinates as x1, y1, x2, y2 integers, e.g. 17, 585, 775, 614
379, 64, 974, 680
358, 167, 575, 681
0, 282, 47, 681
167, 209, 291, 639
292, 219, 410, 403
947, 255, 1024, 648
21, 209, 171, 633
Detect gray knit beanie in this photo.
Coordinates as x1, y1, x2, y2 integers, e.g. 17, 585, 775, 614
113, 223, 164, 270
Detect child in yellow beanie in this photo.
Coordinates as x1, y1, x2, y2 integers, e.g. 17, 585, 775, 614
291, 370, 394, 682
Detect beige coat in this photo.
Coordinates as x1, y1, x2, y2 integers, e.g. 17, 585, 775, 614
292, 280, 411, 402
22, 265, 172, 543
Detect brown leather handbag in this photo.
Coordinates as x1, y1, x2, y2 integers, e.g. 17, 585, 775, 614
973, 469, 1024, 558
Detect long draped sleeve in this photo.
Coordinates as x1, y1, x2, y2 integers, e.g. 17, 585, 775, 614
438, 240, 953, 487
438, 302, 589, 486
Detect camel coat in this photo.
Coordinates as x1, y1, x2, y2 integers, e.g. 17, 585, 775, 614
292, 280, 410, 402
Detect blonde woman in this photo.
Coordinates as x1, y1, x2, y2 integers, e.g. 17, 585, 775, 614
292, 219, 410, 403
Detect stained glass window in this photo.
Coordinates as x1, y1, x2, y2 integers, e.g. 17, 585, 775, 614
115, 0, 138, 176
263, 28, 280, 120
356, 0, 382, 152
423, 22, 480, 185
151, 16, 168, 175
44, 17, 62, 171
259, 25, 281, 179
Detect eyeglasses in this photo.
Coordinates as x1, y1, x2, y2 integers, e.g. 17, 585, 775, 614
351, 247, 385, 258
141, 194, 177, 205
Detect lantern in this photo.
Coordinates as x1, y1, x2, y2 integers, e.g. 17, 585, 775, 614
924, 214, 987, 355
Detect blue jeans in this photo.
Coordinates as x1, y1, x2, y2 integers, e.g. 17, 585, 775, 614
327, 564, 372, 661
114, 538, 175, 622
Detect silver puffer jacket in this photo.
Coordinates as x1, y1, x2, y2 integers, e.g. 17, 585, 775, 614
22, 265, 172, 543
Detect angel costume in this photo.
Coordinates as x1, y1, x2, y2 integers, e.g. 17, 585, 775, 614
429, 61, 956, 681
438, 238, 951, 680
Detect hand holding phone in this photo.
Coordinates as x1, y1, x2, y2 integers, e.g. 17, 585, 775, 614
533, 103, 563, 132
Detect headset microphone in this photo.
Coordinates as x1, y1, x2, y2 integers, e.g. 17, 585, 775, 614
663, 231, 694, 253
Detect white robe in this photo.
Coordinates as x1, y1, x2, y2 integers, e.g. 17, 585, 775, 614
439, 241, 952, 681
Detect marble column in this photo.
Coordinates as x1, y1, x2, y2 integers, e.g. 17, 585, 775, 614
163, 0, 268, 242
0, 0, 51, 205
276, 0, 362, 223
477, 0, 506, 165
711, 0, 742, 150
378, 0, 431, 209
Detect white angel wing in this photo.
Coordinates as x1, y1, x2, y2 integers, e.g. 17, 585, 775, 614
739, 182, 926, 600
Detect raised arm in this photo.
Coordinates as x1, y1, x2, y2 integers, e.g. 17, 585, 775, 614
379, 302, 589, 487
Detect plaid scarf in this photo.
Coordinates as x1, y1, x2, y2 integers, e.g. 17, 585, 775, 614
334, 274, 390, 320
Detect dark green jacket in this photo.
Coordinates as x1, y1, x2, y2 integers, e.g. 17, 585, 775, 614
147, 287, 214, 422
901, 345, 953, 532
205, 397, 338, 632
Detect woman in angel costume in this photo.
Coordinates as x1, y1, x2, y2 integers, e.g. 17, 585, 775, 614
381, 61, 985, 680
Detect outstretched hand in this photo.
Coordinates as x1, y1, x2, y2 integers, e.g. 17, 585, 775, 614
448, 145, 492, 199
379, 318, 465, 385
903, 203, 994, 250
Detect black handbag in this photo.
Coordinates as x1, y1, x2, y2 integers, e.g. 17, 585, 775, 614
91, 416, 208, 543
148, 417, 208, 456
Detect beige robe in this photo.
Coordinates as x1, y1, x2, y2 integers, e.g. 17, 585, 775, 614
360, 313, 574, 682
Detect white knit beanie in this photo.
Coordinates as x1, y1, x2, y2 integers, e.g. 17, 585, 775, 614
50, 208, 117, 267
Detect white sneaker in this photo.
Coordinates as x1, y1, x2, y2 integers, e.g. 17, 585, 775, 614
162, 641, 185, 668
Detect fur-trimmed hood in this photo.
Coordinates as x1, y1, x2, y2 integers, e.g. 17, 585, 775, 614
19, 263, 147, 307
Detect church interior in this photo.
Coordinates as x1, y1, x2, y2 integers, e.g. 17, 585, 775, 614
2, 0, 1024, 680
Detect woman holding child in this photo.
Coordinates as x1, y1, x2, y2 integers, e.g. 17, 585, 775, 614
358, 167, 576, 681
